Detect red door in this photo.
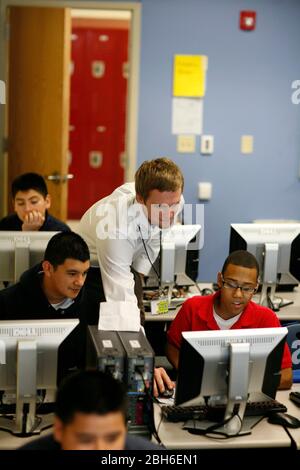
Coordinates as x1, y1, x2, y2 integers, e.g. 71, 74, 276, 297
68, 26, 128, 219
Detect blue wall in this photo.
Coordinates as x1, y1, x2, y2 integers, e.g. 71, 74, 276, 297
137, 0, 300, 281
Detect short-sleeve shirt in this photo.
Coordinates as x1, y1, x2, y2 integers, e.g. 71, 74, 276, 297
167, 292, 292, 369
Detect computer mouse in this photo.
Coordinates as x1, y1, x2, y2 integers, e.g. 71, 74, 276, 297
158, 388, 174, 399
267, 412, 300, 428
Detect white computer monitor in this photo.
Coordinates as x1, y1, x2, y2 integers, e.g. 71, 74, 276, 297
160, 224, 201, 286
0, 231, 59, 285
230, 223, 300, 309
175, 327, 288, 436
0, 318, 79, 435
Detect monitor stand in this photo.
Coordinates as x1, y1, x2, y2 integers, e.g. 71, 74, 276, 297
259, 284, 293, 311
184, 342, 260, 437
183, 414, 264, 437
0, 412, 54, 436
0, 340, 54, 436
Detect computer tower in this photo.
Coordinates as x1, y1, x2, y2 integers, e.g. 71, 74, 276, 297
118, 330, 154, 437
86, 326, 125, 382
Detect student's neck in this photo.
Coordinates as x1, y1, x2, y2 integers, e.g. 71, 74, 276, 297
214, 298, 243, 321
42, 278, 66, 305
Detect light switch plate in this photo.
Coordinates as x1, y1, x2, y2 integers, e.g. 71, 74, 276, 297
201, 135, 214, 154
241, 135, 254, 154
198, 182, 212, 200
177, 135, 196, 153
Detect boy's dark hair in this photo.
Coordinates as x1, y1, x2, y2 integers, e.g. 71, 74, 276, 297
44, 232, 90, 267
12, 172, 48, 199
55, 370, 128, 424
222, 250, 259, 279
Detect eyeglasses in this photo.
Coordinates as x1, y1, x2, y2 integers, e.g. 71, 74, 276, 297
221, 275, 257, 295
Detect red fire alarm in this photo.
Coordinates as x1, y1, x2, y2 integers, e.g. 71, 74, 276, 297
240, 11, 256, 31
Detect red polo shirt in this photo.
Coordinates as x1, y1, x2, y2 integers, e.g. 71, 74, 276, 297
167, 292, 292, 369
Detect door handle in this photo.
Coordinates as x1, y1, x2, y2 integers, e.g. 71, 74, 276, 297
45, 172, 74, 184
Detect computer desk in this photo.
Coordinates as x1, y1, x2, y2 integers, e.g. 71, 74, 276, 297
145, 284, 300, 323
0, 388, 299, 451
277, 384, 300, 449
0, 425, 52, 450
154, 384, 300, 450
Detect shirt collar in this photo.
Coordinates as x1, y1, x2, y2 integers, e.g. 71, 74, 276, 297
202, 291, 254, 329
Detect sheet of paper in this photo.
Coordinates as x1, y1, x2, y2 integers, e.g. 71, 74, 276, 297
98, 301, 140, 332
172, 97, 203, 135
173, 55, 207, 97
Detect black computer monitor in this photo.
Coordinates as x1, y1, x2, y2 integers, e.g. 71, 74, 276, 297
229, 223, 300, 309
175, 327, 287, 436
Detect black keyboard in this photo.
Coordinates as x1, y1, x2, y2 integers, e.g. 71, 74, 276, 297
161, 399, 287, 423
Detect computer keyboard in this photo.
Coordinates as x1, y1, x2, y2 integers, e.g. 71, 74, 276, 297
161, 399, 287, 423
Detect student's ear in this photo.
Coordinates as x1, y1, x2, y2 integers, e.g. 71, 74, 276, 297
42, 260, 54, 277
136, 193, 144, 204
53, 416, 64, 444
45, 194, 51, 209
217, 272, 223, 289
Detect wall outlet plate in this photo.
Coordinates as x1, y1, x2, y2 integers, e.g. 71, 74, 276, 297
201, 135, 214, 154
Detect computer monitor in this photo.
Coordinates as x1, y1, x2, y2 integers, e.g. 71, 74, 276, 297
0, 318, 78, 436
230, 223, 300, 309
0, 231, 59, 285
160, 224, 201, 287
142, 225, 201, 309
175, 327, 288, 436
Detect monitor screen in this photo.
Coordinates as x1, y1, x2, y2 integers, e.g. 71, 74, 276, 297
0, 231, 59, 284
0, 318, 78, 436
230, 223, 300, 309
175, 327, 287, 436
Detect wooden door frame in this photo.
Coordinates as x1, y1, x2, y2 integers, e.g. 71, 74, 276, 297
0, 0, 141, 217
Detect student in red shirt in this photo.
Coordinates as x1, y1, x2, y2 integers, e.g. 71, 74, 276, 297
167, 250, 292, 390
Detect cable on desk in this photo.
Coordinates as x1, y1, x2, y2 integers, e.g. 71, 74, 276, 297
187, 411, 243, 439
135, 367, 164, 447
282, 425, 298, 450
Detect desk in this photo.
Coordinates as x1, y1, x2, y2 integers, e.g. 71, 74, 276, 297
154, 385, 300, 449
277, 384, 300, 449
0, 426, 52, 450
1, 388, 299, 451
145, 284, 300, 323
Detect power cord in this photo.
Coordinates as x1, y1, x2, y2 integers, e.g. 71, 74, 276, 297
187, 410, 243, 439
135, 366, 164, 447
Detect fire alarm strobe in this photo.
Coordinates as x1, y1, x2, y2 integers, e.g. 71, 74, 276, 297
240, 11, 256, 31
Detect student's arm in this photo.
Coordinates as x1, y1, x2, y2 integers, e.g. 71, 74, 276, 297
166, 342, 180, 370
279, 368, 293, 390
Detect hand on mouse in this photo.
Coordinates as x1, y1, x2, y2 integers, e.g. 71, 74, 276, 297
153, 367, 175, 398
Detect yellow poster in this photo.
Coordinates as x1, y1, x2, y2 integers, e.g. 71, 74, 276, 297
173, 55, 207, 97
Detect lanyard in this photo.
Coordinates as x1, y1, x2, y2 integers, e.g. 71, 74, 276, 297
138, 225, 162, 286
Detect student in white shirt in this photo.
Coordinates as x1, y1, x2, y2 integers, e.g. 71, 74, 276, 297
79, 157, 184, 396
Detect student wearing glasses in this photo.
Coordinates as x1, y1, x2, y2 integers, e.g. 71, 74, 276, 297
166, 250, 292, 390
